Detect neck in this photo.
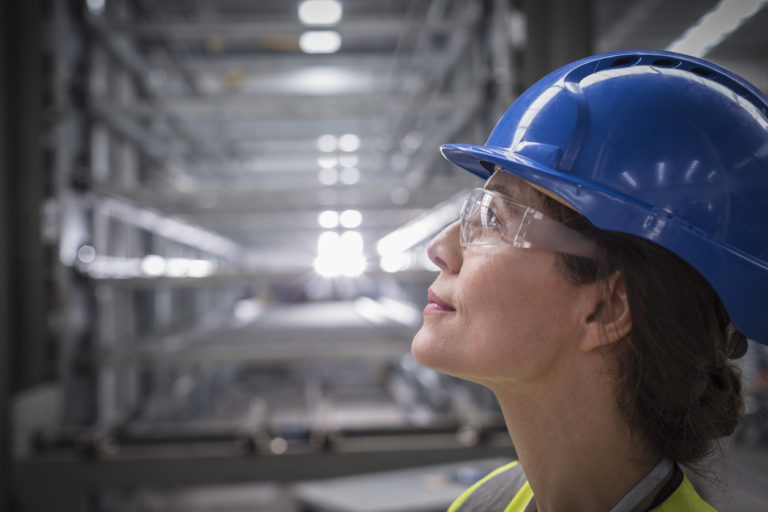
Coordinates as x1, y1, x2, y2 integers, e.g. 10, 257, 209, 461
486, 351, 659, 512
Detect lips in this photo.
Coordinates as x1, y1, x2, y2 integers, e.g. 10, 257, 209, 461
426, 289, 456, 312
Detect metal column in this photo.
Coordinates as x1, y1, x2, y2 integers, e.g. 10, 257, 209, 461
522, 0, 593, 87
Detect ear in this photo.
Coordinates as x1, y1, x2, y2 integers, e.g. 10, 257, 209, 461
580, 271, 632, 352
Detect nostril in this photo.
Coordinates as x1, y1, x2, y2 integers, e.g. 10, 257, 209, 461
427, 243, 446, 267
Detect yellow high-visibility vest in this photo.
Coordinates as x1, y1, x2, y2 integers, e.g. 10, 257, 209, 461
448, 460, 717, 512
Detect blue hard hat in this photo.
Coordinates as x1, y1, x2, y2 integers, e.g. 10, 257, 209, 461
441, 50, 768, 344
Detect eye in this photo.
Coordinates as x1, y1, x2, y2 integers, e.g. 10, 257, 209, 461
479, 200, 503, 231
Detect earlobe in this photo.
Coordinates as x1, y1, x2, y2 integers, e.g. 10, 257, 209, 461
581, 271, 632, 352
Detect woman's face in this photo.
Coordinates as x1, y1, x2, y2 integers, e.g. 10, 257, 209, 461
411, 172, 597, 388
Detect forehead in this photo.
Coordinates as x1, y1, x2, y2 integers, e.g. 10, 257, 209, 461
484, 170, 542, 206
486, 168, 579, 212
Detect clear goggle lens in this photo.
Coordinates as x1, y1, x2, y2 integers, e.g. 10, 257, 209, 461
459, 188, 597, 259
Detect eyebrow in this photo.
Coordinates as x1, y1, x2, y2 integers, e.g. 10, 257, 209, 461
484, 181, 509, 195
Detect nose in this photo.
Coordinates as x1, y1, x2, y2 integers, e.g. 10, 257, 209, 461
427, 221, 462, 274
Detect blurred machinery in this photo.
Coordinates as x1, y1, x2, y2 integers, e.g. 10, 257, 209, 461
3, 0, 768, 511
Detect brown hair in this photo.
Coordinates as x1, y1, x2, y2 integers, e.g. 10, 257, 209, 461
540, 195, 747, 466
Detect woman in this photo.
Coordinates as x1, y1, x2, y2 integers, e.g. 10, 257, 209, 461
412, 50, 768, 511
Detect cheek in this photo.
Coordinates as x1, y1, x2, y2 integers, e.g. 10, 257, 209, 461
413, 253, 585, 384
460, 260, 557, 377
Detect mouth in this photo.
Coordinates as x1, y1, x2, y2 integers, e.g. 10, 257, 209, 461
425, 288, 456, 313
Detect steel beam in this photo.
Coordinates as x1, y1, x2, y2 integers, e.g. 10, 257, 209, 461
119, 17, 465, 43
101, 93, 428, 120
91, 180, 469, 212
522, 0, 593, 87
15, 437, 515, 489
88, 193, 242, 260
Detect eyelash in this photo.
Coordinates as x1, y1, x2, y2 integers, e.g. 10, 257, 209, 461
480, 205, 504, 230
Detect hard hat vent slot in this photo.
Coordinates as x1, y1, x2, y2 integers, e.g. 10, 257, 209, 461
652, 58, 678, 67
609, 57, 636, 68
691, 67, 713, 77
479, 161, 495, 173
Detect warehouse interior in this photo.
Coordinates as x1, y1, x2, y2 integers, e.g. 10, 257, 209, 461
2, 0, 768, 510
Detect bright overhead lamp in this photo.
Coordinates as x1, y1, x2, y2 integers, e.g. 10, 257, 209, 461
338, 133, 360, 152
340, 209, 362, 228
316, 134, 338, 152
318, 167, 338, 186
87, 0, 105, 15
314, 230, 366, 277
666, 0, 768, 57
339, 167, 360, 185
298, 0, 343, 26
318, 210, 339, 228
317, 155, 337, 168
299, 31, 342, 54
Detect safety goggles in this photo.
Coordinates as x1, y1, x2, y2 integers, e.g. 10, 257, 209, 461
459, 188, 597, 259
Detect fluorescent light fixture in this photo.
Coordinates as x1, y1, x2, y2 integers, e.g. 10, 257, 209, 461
317, 155, 337, 168
339, 209, 362, 228
318, 167, 338, 185
317, 134, 338, 152
339, 167, 360, 185
184, 259, 214, 278
87, 0, 105, 15
283, 67, 372, 95
338, 133, 360, 152
298, 0, 343, 26
300, 31, 342, 54
314, 230, 366, 277
666, 0, 768, 57
98, 197, 239, 259
78, 255, 216, 279
141, 255, 166, 276
318, 210, 340, 228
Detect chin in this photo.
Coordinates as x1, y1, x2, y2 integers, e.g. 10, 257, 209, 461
411, 328, 468, 378
411, 328, 447, 370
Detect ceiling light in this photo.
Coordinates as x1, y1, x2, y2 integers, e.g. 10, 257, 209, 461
300, 31, 342, 54
318, 167, 338, 185
298, 0, 343, 26
317, 134, 338, 152
317, 155, 338, 168
338, 133, 360, 152
339, 167, 360, 185
339, 209, 362, 228
314, 230, 366, 277
87, 0, 105, 15
140, 255, 166, 277
666, 0, 768, 57
318, 210, 340, 228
